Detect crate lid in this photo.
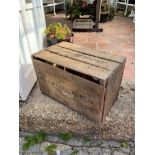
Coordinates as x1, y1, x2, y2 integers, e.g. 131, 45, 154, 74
32, 42, 126, 81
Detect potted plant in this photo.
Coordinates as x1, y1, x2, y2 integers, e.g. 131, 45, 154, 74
66, 0, 82, 19
66, 0, 95, 20
100, 0, 115, 23
44, 23, 73, 46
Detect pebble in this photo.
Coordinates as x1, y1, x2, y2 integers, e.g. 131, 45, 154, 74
20, 81, 135, 140
121, 147, 130, 154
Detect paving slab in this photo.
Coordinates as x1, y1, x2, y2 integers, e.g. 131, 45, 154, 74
113, 151, 128, 155
19, 136, 134, 155
20, 80, 134, 140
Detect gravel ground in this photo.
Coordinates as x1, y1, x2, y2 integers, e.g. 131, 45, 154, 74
19, 80, 134, 154
19, 80, 134, 140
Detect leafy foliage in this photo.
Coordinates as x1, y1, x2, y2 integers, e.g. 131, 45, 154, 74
100, 4, 115, 22
66, 0, 95, 19
22, 143, 30, 151
34, 132, 46, 143
120, 141, 128, 148
45, 144, 57, 155
70, 149, 79, 155
58, 132, 73, 142
44, 23, 71, 40
112, 141, 129, 153
83, 136, 91, 143
22, 132, 47, 151
108, 6, 115, 20
112, 147, 120, 152
66, 0, 82, 18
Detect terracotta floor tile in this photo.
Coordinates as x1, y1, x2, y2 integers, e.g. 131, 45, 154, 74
123, 68, 135, 81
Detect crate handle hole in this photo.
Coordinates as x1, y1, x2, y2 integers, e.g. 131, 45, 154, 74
65, 68, 100, 85
54, 64, 64, 70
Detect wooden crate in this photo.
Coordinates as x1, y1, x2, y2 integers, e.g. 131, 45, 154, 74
32, 42, 126, 122
73, 19, 94, 29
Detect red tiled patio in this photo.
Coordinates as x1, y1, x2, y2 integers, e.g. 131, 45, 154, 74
45, 13, 135, 81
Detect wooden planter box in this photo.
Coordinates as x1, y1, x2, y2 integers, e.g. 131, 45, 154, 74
32, 42, 126, 122
73, 19, 94, 29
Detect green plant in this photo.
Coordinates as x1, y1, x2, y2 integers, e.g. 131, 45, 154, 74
66, 0, 96, 19
22, 132, 47, 151
44, 24, 56, 37
44, 23, 71, 40
111, 141, 128, 153
55, 24, 71, 40
101, 0, 109, 13
45, 144, 57, 155
100, 0, 115, 22
58, 132, 73, 142
70, 149, 79, 155
108, 6, 115, 20
120, 141, 129, 148
66, 0, 82, 19
83, 136, 91, 143
112, 147, 120, 152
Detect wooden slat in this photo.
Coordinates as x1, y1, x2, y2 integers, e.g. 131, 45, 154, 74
101, 61, 126, 121
33, 59, 105, 122
56, 42, 126, 63
33, 50, 112, 81
47, 45, 119, 71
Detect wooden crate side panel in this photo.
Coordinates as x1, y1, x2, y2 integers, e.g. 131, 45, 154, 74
73, 19, 94, 29
73, 21, 94, 29
32, 59, 105, 122
57, 42, 126, 64
32, 50, 112, 81
46, 46, 119, 71
101, 62, 126, 121
113, 61, 126, 102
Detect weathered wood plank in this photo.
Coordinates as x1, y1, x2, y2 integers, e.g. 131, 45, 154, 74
33, 50, 112, 81
101, 61, 126, 121
33, 59, 105, 122
47, 45, 120, 71
56, 42, 126, 63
